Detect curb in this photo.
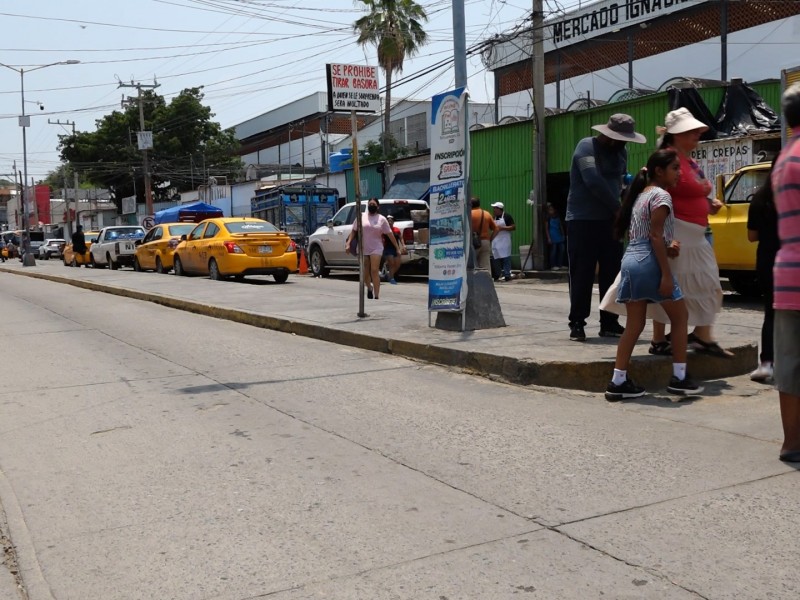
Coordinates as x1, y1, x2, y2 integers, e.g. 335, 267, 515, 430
0, 267, 757, 393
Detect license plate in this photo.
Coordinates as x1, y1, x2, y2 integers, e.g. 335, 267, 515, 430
258, 245, 273, 254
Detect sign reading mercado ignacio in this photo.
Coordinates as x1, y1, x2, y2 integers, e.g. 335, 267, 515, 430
552, 0, 701, 46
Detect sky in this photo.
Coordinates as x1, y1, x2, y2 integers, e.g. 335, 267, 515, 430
4, 0, 795, 187
0, 0, 569, 184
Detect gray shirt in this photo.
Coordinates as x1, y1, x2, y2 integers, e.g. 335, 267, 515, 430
565, 137, 627, 222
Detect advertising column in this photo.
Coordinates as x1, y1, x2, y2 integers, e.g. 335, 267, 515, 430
428, 87, 468, 312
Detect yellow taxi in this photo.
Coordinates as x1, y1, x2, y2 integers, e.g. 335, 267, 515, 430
134, 222, 197, 273
172, 217, 297, 282
62, 231, 100, 267
710, 162, 771, 296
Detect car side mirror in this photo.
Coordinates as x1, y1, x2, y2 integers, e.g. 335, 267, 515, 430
326, 219, 334, 227
90, 238, 97, 243
180, 234, 187, 241
134, 239, 142, 246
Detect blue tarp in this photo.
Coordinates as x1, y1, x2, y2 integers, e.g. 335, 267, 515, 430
153, 201, 224, 225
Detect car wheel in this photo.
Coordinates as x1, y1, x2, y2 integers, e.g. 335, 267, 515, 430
107, 253, 118, 270
133, 257, 142, 272
309, 246, 329, 277
208, 258, 224, 281
155, 257, 165, 274
91, 255, 102, 269
728, 272, 761, 298
273, 271, 289, 284
173, 255, 186, 276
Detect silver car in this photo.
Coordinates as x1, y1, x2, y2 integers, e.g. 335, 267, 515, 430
306, 199, 429, 278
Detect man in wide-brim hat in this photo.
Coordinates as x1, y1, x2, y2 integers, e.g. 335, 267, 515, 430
565, 113, 646, 342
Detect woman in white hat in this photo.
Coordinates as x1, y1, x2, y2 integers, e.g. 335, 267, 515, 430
648, 107, 731, 357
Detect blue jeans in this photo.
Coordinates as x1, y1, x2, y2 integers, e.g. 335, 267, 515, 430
549, 241, 565, 268
499, 256, 511, 279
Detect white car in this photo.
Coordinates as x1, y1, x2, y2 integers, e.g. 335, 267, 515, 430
38, 238, 65, 260
90, 226, 146, 270
306, 199, 429, 278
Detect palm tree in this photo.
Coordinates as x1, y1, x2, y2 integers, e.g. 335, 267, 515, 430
353, 0, 429, 158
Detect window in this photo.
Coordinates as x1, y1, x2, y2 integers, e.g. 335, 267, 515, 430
224, 220, 279, 234
406, 112, 427, 150
203, 223, 220, 238
167, 224, 195, 237
188, 224, 206, 240
332, 206, 353, 226
725, 170, 769, 204
143, 228, 160, 244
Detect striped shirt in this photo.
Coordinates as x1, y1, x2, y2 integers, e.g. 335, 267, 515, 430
628, 187, 674, 244
772, 134, 800, 310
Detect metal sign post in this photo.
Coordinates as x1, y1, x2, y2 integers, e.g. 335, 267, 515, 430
326, 62, 380, 319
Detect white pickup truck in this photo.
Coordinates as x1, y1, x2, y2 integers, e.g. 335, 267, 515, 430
306, 199, 429, 278
90, 226, 146, 270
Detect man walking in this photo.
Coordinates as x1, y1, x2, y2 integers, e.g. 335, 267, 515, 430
470, 197, 496, 270
491, 202, 515, 281
566, 113, 646, 341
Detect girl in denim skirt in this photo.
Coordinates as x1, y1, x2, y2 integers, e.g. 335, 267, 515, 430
604, 149, 703, 400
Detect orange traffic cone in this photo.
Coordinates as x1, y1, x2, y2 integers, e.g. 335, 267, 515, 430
298, 248, 309, 275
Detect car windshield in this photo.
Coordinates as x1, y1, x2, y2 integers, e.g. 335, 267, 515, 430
224, 221, 279, 234
107, 228, 145, 240
167, 224, 196, 237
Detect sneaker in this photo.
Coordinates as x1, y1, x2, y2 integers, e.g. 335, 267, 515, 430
605, 378, 646, 401
667, 375, 704, 396
389, 278, 398, 285
599, 322, 625, 337
750, 362, 774, 382
569, 325, 586, 342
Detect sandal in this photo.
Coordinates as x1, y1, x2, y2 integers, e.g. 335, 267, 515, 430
691, 338, 734, 358
649, 340, 672, 356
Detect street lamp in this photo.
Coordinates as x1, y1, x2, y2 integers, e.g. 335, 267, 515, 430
0, 60, 80, 266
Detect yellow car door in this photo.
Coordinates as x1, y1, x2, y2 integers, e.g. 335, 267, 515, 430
183, 223, 207, 273
710, 166, 769, 271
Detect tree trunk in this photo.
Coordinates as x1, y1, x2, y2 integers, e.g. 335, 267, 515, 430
382, 68, 392, 159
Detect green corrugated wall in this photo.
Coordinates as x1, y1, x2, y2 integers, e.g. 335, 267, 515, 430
468, 80, 781, 268
344, 163, 384, 202
470, 121, 533, 266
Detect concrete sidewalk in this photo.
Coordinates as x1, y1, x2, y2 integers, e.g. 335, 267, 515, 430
0, 261, 761, 393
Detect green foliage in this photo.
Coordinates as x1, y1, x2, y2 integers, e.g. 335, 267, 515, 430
359, 133, 411, 163
59, 88, 242, 209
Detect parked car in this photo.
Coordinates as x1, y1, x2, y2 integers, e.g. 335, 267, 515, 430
90, 226, 146, 269
172, 217, 297, 282
306, 199, 429, 278
134, 222, 197, 273
62, 231, 100, 267
37, 238, 66, 260
710, 162, 771, 296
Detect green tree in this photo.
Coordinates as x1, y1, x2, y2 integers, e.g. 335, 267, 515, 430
354, 0, 428, 158
59, 88, 241, 211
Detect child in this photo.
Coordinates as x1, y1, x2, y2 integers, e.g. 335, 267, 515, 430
545, 203, 565, 270
604, 148, 703, 401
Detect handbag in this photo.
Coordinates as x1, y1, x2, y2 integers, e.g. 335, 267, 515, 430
471, 210, 484, 249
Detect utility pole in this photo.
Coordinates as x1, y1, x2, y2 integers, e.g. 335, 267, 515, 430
119, 79, 160, 219
531, 0, 547, 270
48, 119, 79, 238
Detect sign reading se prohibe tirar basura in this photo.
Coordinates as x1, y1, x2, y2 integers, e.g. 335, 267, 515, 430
326, 63, 380, 113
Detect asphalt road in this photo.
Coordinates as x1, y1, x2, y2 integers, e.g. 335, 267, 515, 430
0, 274, 797, 600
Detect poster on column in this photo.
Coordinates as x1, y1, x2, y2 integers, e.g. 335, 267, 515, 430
428, 87, 468, 312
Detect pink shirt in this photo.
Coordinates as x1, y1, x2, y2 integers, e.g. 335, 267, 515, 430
670, 150, 712, 227
353, 212, 392, 256
772, 135, 800, 310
